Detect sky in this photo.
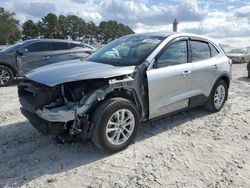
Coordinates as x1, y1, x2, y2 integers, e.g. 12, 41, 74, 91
0, 0, 250, 47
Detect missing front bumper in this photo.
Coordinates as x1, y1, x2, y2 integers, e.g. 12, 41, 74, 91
21, 107, 65, 134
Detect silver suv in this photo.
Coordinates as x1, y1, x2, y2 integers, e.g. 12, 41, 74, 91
18, 33, 232, 152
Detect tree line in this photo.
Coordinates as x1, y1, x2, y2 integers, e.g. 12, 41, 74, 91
0, 7, 134, 45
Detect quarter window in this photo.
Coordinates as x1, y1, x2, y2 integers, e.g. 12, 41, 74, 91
209, 43, 219, 57
69, 43, 84, 49
191, 41, 210, 61
156, 40, 188, 68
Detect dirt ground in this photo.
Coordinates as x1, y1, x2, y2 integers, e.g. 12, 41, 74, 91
0, 64, 249, 188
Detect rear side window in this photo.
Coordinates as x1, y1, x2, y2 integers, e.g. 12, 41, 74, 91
68, 43, 84, 49
190, 41, 210, 62
156, 40, 188, 68
26, 42, 52, 52
51, 42, 69, 51
209, 43, 219, 57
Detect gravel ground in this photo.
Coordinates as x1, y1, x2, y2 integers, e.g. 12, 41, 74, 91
0, 64, 249, 188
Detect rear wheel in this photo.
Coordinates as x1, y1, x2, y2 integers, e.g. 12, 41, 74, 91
205, 80, 228, 112
0, 65, 14, 87
91, 98, 139, 153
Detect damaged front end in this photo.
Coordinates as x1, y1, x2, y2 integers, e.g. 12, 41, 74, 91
18, 78, 110, 138
18, 69, 147, 141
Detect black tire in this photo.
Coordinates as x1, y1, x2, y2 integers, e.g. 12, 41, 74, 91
205, 79, 228, 112
91, 98, 139, 153
0, 65, 14, 87
247, 62, 250, 78
240, 57, 245, 64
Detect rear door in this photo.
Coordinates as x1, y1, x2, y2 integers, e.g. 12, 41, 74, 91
147, 38, 194, 119
190, 39, 222, 97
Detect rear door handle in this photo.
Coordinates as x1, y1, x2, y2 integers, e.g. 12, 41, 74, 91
182, 70, 191, 76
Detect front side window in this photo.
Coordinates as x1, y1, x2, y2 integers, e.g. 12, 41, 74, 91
26, 42, 52, 52
191, 41, 210, 62
156, 40, 188, 68
86, 35, 164, 66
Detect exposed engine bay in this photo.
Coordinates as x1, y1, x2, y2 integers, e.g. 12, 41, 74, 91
18, 66, 148, 141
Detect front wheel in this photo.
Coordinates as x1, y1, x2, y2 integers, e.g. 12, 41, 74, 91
205, 80, 228, 112
91, 98, 139, 153
0, 65, 14, 87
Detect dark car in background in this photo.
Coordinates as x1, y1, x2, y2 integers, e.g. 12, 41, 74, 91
0, 39, 95, 86
247, 61, 250, 78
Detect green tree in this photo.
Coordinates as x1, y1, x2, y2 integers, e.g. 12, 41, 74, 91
20, 12, 134, 43
98, 20, 134, 43
57, 15, 69, 39
22, 19, 39, 40
40, 13, 59, 38
85, 21, 98, 43
0, 7, 21, 44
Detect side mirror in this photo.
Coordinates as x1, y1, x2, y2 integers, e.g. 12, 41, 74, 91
17, 48, 28, 55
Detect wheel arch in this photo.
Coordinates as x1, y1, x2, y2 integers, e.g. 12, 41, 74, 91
102, 88, 143, 119
0, 62, 17, 77
209, 73, 230, 101
218, 73, 230, 89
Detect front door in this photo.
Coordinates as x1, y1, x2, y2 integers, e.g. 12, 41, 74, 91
17, 42, 53, 76
147, 39, 194, 119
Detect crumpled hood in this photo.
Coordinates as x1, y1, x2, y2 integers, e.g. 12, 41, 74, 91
26, 59, 136, 87
227, 53, 243, 58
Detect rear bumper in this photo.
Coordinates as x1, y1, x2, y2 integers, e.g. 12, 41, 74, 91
21, 107, 65, 134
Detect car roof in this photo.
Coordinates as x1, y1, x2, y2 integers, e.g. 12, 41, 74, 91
129, 32, 217, 42
23, 38, 81, 44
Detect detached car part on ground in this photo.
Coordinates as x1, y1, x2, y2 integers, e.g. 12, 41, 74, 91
0, 39, 95, 86
18, 33, 232, 153
226, 48, 250, 64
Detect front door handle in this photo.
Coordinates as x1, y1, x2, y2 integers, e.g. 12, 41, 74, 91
43, 56, 50, 59
182, 70, 191, 76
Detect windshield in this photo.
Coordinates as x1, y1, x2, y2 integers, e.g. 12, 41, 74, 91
86, 35, 165, 66
2, 41, 27, 53
228, 48, 245, 54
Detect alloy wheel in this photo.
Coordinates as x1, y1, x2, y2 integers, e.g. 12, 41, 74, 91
105, 109, 135, 145
0, 68, 10, 85
214, 85, 226, 109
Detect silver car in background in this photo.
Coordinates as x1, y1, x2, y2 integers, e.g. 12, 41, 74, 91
227, 48, 250, 63
18, 33, 232, 152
